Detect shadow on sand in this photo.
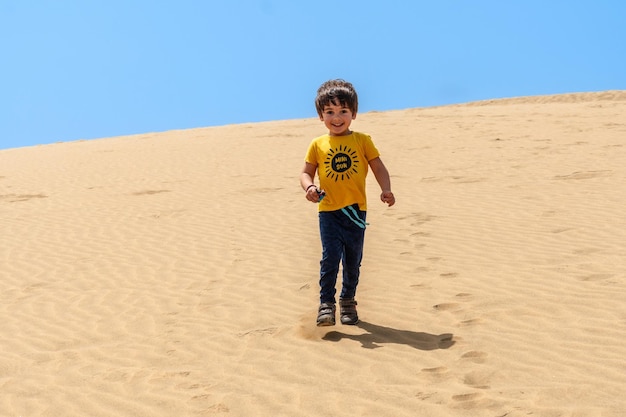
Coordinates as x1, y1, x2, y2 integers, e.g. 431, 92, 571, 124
322, 321, 455, 350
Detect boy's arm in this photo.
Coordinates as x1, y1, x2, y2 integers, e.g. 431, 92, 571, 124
300, 162, 323, 202
369, 157, 395, 206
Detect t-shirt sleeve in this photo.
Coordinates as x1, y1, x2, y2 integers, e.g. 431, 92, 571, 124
363, 134, 381, 161
304, 141, 318, 165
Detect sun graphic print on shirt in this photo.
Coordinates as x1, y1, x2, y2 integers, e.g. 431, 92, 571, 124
324, 144, 360, 181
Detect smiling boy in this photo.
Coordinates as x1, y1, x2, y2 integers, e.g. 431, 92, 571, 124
300, 79, 395, 326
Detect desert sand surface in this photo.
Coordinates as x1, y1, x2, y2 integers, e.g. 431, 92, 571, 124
1, 91, 625, 416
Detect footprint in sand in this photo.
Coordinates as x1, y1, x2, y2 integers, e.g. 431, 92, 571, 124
433, 302, 462, 311
409, 283, 431, 290
421, 366, 448, 374
452, 392, 482, 402
460, 351, 488, 363
434, 292, 475, 312
458, 318, 484, 327
420, 366, 450, 382
450, 391, 497, 410
395, 212, 437, 227
463, 371, 491, 389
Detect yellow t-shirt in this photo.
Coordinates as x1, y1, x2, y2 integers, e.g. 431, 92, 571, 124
305, 131, 380, 212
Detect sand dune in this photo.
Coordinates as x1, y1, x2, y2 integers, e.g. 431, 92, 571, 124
1, 91, 625, 416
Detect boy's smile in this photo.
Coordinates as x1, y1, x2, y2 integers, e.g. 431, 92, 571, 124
320, 102, 356, 136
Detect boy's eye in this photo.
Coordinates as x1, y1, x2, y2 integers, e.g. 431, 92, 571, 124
324, 108, 349, 115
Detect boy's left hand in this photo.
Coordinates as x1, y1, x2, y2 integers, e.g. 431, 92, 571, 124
381, 191, 395, 207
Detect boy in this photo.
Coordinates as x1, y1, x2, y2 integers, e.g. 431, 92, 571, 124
300, 79, 395, 326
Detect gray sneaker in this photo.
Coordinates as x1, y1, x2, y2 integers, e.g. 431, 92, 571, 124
339, 298, 359, 325
316, 302, 336, 326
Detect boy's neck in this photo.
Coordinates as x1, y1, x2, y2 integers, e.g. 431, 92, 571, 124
328, 129, 352, 137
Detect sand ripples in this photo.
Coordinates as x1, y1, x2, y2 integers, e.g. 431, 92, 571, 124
1, 92, 625, 416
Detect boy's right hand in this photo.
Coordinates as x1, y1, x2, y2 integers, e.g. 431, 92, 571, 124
306, 187, 325, 203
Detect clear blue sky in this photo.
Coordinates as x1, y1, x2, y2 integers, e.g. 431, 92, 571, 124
1, 0, 625, 150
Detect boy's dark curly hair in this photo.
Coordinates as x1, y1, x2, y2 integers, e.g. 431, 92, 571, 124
314, 79, 359, 118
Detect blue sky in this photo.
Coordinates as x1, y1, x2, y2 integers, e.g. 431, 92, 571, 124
1, 1, 625, 150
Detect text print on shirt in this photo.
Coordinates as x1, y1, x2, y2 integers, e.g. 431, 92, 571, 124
324, 144, 360, 182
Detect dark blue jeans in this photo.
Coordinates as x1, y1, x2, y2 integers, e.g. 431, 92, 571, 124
318, 204, 366, 304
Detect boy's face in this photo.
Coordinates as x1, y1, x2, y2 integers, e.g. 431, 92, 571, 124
320, 100, 356, 136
